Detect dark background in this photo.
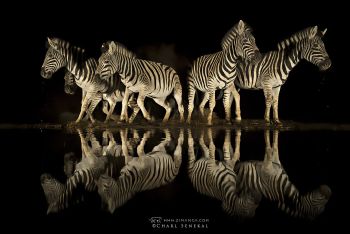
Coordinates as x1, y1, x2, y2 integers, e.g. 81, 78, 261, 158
2, 1, 348, 124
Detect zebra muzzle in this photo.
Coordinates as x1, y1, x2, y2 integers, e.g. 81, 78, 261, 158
319, 58, 331, 71
41, 67, 52, 79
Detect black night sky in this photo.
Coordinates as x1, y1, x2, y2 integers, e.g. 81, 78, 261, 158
2, 2, 348, 124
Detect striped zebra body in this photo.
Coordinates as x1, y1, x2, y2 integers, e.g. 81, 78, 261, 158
96, 41, 184, 123
97, 129, 184, 213
187, 129, 258, 218
187, 20, 261, 125
41, 38, 138, 123
233, 26, 331, 123
235, 130, 332, 219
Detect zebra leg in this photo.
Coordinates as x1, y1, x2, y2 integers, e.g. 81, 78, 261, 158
173, 81, 185, 122
207, 91, 215, 125
76, 93, 92, 123
86, 94, 102, 124
153, 97, 172, 123
187, 85, 196, 124
231, 85, 242, 121
120, 88, 131, 122
272, 86, 281, 124
223, 87, 232, 123
263, 86, 273, 123
105, 98, 117, 123
137, 94, 152, 122
199, 92, 209, 117
128, 94, 140, 123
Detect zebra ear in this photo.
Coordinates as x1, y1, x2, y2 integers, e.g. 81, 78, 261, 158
309, 26, 318, 39
108, 41, 117, 54
101, 43, 109, 53
322, 28, 328, 37
47, 37, 59, 50
237, 20, 245, 35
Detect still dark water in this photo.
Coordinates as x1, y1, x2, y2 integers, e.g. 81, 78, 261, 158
2, 123, 348, 232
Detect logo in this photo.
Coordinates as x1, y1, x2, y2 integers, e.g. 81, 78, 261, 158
149, 216, 209, 229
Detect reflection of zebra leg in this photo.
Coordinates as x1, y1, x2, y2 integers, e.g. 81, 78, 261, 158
233, 130, 241, 163
208, 129, 215, 159
187, 129, 196, 174
152, 129, 171, 152
137, 131, 152, 157
173, 129, 184, 168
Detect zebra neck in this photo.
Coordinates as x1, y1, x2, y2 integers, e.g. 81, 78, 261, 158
64, 47, 96, 79
115, 55, 134, 80
221, 46, 239, 75
282, 45, 302, 76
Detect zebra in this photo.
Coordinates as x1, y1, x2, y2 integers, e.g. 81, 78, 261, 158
64, 69, 140, 122
230, 26, 331, 124
187, 20, 261, 125
187, 128, 259, 218
95, 41, 185, 123
41, 128, 130, 213
235, 130, 332, 220
41, 37, 139, 123
96, 128, 184, 213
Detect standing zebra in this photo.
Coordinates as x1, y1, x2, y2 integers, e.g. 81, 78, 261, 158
95, 41, 185, 123
187, 20, 261, 125
187, 128, 258, 218
97, 129, 184, 213
41, 37, 139, 123
235, 130, 332, 219
232, 26, 331, 124
41, 129, 128, 213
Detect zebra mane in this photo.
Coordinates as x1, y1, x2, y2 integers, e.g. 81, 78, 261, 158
221, 21, 252, 50
277, 27, 320, 50
52, 38, 87, 55
104, 41, 136, 59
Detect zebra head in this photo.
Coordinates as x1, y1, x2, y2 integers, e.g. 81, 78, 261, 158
222, 20, 261, 64
301, 26, 331, 71
63, 72, 78, 95
41, 37, 66, 79
301, 184, 332, 220
95, 41, 120, 80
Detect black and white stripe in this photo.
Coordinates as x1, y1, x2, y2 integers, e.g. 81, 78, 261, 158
233, 26, 331, 123
41, 38, 138, 123
235, 130, 332, 219
40, 129, 128, 213
187, 20, 261, 125
95, 41, 184, 123
187, 129, 258, 217
96, 129, 184, 213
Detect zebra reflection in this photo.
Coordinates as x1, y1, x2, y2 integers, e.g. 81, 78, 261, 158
187, 129, 258, 218
97, 128, 184, 213
235, 130, 332, 219
40, 128, 134, 213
